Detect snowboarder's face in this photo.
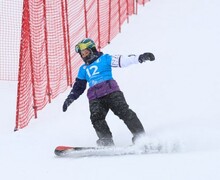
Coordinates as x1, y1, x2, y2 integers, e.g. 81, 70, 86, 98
80, 48, 94, 64
80, 49, 91, 59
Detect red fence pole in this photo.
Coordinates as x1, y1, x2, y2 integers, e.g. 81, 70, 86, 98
43, 0, 51, 103
27, 0, 37, 119
136, 0, 138, 14
15, 0, 27, 131
126, 0, 129, 23
108, 0, 111, 43
118, 0, 121, 33
97, 0, 101, 50
61, 0, 70, 86
84, 0, 88, 37
64, 0, 72, 85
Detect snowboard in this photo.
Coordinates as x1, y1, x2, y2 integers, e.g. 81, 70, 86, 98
54, 144, 162, 158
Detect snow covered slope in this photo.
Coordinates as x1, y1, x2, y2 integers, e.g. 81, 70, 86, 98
1, 0, 220, 180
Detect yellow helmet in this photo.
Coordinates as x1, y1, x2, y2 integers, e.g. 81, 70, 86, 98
75, 38, 96, 53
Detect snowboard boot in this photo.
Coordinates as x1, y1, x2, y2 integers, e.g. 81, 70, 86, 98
132, 133, 146, 145
96, 138, 115, 147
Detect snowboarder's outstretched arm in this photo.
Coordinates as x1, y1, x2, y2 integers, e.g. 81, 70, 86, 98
62, 78, 87, 112
111, 52, 155, 68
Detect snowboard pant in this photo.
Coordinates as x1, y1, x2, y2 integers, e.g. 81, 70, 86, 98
89, 91, 145, 140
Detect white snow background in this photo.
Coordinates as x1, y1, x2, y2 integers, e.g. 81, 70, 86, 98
1, 0, 220, 179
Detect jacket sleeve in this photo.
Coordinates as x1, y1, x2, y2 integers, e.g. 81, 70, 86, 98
67, 78, 87, 100
111, 54, 140, 68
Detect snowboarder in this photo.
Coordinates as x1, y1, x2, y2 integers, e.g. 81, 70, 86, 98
62, 38, 155, 146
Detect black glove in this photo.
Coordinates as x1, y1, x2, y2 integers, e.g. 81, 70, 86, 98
62, 98, 74, 112
138, 53, 155, 63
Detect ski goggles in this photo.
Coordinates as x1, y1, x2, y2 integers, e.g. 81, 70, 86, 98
75, 41, 95, 53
